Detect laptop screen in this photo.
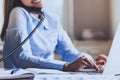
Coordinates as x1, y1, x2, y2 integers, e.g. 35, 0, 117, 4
103, 23, 120, 75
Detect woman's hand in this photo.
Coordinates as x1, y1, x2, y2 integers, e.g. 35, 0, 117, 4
95, 54, 107, 70
63, 56, 99, 72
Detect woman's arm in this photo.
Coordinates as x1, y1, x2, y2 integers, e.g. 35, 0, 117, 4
4, 7, 67, 70
56, 20, 93, 62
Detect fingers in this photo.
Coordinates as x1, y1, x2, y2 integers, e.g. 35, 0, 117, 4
63, 56, 100, 72
81, 56, 100, 71
74, 60, 86, 72
96, 60, 106, 65
63, 56, 89, 72
95, 54, 107, 62
95, 59, 106, 71
91, 60, 100, 71
74, 56, 99, 71
95, 54, 107, 71
70, 57, 87, 72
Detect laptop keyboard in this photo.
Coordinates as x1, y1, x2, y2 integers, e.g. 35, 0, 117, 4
66, 69, 103, 75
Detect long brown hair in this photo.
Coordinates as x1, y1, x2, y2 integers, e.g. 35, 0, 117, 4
0, 0, 23, 41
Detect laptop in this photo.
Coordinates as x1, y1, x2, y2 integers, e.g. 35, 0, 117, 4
76, 24, 120, 75
103, 23, 120, 75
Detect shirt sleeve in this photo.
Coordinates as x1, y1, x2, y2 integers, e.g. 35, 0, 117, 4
56, 18, 93, 62
4, 7, 66, 70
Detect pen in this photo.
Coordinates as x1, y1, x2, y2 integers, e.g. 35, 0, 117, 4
11, 68, 20, 74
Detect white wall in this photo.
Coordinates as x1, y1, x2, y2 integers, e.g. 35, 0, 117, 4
64, 0, 74, 39
42, 0, 64, 26
0, 0, 3, 33
110, 0, 120, 38
42, 0, 74, 39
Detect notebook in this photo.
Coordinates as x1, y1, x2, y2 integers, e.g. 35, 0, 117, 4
0, 68, 66, 79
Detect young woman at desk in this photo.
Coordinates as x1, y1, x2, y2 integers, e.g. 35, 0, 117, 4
0, 0, 106, 72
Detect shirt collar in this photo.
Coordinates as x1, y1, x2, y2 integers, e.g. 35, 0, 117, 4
30, 12, 49, 30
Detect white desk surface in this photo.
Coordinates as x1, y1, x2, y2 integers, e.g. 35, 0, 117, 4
0, 68, 120, 80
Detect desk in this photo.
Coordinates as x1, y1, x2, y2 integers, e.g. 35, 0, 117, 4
33, 74, 119, 80
1, 74, 119, 80
0, 68, 119, 80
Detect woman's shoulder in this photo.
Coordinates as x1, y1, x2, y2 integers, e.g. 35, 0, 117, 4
43, 11, 62, 30
10, 7, 29, 16
44, 11, 59, 21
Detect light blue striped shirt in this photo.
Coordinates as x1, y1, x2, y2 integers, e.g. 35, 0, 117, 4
3, 7, 92, 70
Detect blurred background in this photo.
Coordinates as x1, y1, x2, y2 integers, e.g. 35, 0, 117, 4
0, 0, 120, 66
42, 0, 120, 59
43, 0, 120, 40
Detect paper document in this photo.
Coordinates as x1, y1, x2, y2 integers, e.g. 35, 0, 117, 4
0, 68, 66, 79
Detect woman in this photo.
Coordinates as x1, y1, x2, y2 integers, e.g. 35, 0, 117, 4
0, 0, 106, 71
